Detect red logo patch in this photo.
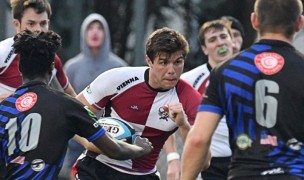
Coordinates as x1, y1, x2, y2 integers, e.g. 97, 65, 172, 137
254, 52, 284, 75
16, 92, 38, 112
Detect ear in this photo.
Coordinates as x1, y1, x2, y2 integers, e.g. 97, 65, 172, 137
295, 15, 304, 32
201, 45, 208, 55
146, 55, 153, 67
13, 19, 21, 33
49, 62, 55, 74
251, 12, 259, 31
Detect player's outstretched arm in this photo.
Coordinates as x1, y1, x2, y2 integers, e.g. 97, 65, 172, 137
73, 135, 103, 153
74, 134, 153, 160
163, 134, 181, 180
92, 133, 153, 160
64, 83, 77, 97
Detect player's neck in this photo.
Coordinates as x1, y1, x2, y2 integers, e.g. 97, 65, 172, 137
259, 32, 294, 45
22, 76, 48, 85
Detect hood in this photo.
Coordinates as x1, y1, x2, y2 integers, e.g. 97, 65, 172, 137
80, 13, 111, 59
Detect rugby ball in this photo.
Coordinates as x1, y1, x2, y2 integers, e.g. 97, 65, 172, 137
97, 117, 136, 144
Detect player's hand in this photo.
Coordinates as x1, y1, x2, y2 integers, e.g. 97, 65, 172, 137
167, 159, 181, 180
162, 103, 188, 127
134, 137, 153, 155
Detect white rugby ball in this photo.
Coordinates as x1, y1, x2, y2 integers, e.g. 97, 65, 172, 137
97, 117, 136, 144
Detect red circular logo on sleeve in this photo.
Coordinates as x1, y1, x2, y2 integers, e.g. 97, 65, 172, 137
16, 92, 38, 112
254, 52, 284, 75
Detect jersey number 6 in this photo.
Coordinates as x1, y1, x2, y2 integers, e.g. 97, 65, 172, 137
255, 80, 279, 128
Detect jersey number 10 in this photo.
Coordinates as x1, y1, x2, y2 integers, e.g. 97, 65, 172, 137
5, 113, 41, 156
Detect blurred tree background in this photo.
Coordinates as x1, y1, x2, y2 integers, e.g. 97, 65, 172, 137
49, 0, 257, 71
0, 0, 257, 71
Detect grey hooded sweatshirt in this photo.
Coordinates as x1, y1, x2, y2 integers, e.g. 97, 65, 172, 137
64, 13, 127, 93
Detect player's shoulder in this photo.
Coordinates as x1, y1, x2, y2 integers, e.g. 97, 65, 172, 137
91, 66, 148, 89
100, 66, 148, 78
0, 37, 14, 45
109, 66, 147, 73
0, 37, 14, 54
181, 64, 209, 79
176, 78, 200, 93
184, 64, 208, 75
175, 79, 201, 105
51, 89, 83, 107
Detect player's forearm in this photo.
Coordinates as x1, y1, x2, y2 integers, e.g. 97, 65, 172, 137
181, 150, 207, 179
64, 83, 77, 97
93, 134, 152, 160
178, 121, 190, 143
163, 134, 177, 153
74, 135, 142, 159
181, 131, 210, 180
113, 141, 148, 160
163, 134, 182, 180
73, 135, 103, 153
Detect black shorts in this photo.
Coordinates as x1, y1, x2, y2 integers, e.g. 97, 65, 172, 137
201, 156, 231, 180
231, 174, 304, 180
73, 153, 160, 180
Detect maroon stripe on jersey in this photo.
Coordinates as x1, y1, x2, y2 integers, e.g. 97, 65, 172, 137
197, 76, 210, 95
133, 127, 175, 171
175, 80, 202, 125
0, 56, 22, 88
54, 55, 68, 89
111, 82, 157, 125
95, 93, 118, 110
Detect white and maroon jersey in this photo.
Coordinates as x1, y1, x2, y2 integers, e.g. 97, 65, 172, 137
181, 63, 232, 157
81, 66, 201, 175
0, 37, 69, 94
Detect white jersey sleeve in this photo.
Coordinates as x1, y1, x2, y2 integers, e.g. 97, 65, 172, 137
82, 66, 148, 109
181, 64, 210, 91
0, 37, 17, 75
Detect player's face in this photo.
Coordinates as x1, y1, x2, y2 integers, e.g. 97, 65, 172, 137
86, 21, 104, 50
202, 28, 233, 67
231, 28, 243, 53
147, 50, 184, 90
13, 8, 49, 33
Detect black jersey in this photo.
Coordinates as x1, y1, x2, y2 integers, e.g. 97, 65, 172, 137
199, 40, 304, 179
0, 81, 105, 179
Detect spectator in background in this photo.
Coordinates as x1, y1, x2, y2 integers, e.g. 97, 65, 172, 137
64, 13, 127, 94
61, 13, 128, 178
181, 19, 234, 180
0, 0, 76, 101
221, 16, 245, 53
